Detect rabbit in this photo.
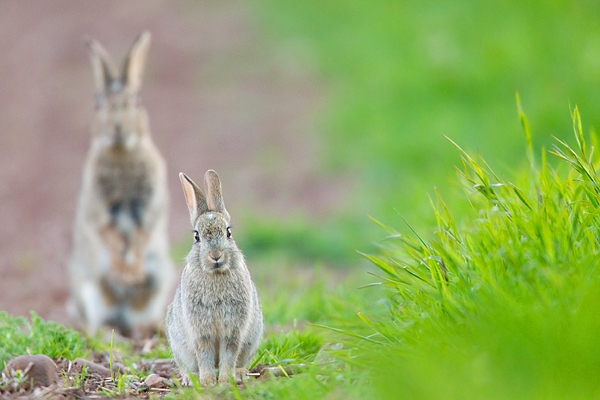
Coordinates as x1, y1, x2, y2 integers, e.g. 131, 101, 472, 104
166, 170, 263, 386
67, 31, 175, 338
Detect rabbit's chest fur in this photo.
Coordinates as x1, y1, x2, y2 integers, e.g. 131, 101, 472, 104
94, 145, 155, 228
99, 272, 156, 310
179, 266, 252, 334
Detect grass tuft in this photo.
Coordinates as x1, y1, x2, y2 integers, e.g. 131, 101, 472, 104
0, 311, 87, 365
253, 329, 324, 368
356, 105, 600, 398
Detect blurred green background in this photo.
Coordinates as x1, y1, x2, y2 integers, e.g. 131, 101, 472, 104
239, 0, 600, 265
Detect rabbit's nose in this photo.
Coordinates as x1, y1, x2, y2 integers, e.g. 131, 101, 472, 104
209, 252, 222, 262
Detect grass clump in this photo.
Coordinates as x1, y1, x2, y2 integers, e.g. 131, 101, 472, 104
0, 311, 87, 365
357, 106, 600, 399
253, 329, 324, 368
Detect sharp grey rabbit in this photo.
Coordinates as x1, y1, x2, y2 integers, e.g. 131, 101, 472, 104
166, 170, 263, 386
68, 32, 175, 338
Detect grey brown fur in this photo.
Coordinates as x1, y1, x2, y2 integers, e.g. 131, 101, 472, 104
166, 170, 263, 386
68, 32, 175, 338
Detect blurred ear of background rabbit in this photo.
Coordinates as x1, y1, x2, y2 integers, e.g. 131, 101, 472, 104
166, 170, 263, 386
68, 31, 175, 338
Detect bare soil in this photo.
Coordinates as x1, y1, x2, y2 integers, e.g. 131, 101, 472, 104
0, 1, 347, 324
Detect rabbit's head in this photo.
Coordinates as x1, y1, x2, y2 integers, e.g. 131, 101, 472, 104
180, 170, 241, 273
87, 32, 151, 150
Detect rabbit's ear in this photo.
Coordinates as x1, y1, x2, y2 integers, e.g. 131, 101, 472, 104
86, 37, 119, 96
180, 173, 208, 224
204, 170, 230, 220
122, 31, 151, 94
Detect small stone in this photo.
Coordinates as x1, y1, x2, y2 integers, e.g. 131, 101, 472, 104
6, 354, 58, 389
144, 373, 168, 388
260, 364, 307, 378
72, 358, 111, 378
112, 361, 127, 374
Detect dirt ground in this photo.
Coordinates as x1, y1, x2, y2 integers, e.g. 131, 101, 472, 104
0, 1, 346, 325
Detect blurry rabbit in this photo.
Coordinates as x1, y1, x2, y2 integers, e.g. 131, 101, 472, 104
166, 170, 263, 386
68, 32, 175, 338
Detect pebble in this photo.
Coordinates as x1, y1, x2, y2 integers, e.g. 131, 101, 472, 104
144, 373, 168, 388
72, 358, 111, 378
6, 354, 58, 389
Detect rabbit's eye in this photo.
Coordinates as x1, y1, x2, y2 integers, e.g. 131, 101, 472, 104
193, 230, 200, 243
226, 227, 232, 238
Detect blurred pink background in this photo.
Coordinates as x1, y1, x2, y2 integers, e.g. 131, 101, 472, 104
0, 1, 345, 323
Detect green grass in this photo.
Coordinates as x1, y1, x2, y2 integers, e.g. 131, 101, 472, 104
253, 329, 324, 368
239, 215, 362, 267
254, 263, 382, 327
247, 0, 600, 263
352, 106, 600, 399
0, 311, 87, 366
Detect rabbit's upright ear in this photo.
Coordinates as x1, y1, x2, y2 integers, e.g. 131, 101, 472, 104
180, 173, 208, 224
86, 37, 119, 97
122, 31, 151, 94
204, 170, 230, 221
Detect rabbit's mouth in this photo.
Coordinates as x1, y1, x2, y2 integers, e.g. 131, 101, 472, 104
207, 259, 228, 272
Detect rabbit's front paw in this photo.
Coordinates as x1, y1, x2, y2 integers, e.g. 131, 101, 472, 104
179, 374, 192, 386
235, 368, 249, 384
199, 375, 217, 387
217, 369, 247, 386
